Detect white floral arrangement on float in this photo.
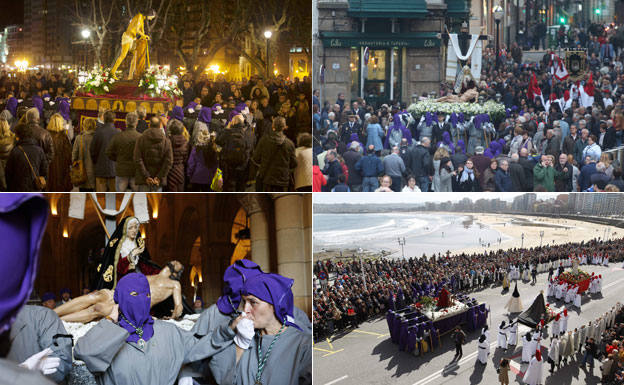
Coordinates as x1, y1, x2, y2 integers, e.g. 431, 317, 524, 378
79, 67, 117, 95
138, 65, 182, 99
407, 99, 506, 121
431, 299, 469, 321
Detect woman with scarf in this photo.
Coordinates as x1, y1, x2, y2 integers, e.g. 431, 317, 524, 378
207, 273, 311, 385
438, 157, 455, 192
74, 273, 219, 385
482, 158, 498, 192
165, 120, 189, 192
187, 130, 219, 192
454, 159, 481, 192
45, 114, 72, 192
93, 217, 159, 290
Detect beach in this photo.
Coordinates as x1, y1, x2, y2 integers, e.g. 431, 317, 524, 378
313, 212, 618, 260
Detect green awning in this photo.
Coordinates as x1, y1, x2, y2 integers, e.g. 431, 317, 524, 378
446, 0, 470, 18
347, 0, 428, 18
319, 32, 440, 48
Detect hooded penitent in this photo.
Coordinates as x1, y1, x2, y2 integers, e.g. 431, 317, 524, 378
198, 107, 212, 124
114, 273, 154, 344
6, 97, 18, 118
479, 334, 486, 343
32, 96, 44, 117
242, 273, 302, 331
216, 259, 264, 315
172, 106, 184, 122
58, 100, 71, 121
0, 194, 48, 333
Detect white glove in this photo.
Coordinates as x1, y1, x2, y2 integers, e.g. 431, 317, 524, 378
19, 348, 61, 375
178, 376, 194, 385
234, 317, 255, 350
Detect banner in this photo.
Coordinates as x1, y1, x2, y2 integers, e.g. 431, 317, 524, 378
446, 38, 482, 83
133, 193, 150, 223
68, 193, 87, 220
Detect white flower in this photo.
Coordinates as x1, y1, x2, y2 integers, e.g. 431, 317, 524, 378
149, 84, 155, 89
103, 86, 109, 92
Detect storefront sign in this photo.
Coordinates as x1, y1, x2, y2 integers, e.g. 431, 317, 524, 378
322, 33, 440, 49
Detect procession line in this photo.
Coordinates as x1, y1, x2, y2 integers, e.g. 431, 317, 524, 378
324, 375, 349, 385
411, 273, 624, 385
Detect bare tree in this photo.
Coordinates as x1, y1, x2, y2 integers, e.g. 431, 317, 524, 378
70, 0, 119, 67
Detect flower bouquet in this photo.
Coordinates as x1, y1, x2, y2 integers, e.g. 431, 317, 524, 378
79, 67, 117, 95
138, 66, 182, 99
407, 99, 506, 122
558, 269, 591, 285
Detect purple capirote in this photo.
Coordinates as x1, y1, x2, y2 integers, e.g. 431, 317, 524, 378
216, 259, 263, 315
0, 194, 49, 333
242, 272, 302, 331
113, 272, 154, 343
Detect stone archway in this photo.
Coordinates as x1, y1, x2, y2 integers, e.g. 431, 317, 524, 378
230, 207, 251, 266
177, 206, 202, 300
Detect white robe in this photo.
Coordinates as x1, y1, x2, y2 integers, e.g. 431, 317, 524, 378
597, 277, 602, 293
509, 322, 518, 346
522, 356, 543, 385
551, 319, 560, 337
498, 326, 508, 349
547, 282, 554, 297
477, 339, 489, 364
548, 339, 559, 363
574, 291, 582, 309
603, 257, 609, 266
560, 314, 568, 333
522, 335, 533, 363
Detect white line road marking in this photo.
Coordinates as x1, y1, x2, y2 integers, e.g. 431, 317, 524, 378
324, 375, 349, 385
411, 272, 624, 385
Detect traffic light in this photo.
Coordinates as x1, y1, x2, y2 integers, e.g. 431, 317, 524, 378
559, 16, 566, 24
595, 8, 601, 15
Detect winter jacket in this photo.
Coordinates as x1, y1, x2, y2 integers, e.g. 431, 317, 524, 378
408, 145, 432, 178
322, 159, 343, 191
366, 123, 385, 151
47, 131, 72, 191
71, 130, 95, 189
294, 146, 312, 189
31, 124, 55, 164
313, 165, 326, 192
133, 127, 173, 186
355, 153, 383, 178
342, 148, 363, 186
105, 128, 141, 177
90, 122, 119, 178
166, 134, 189, 192
6, 138, 48, 191
533, 163, 558, 192
495, 169, 513, 192
187, 146, 218, 186
252, 131, 297, 188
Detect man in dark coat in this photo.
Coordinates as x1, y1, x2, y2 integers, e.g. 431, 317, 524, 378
106, 112, 141, 191
321, 150, 343, 192
25, 108, 54, 165
90, 110, 119, 191
509, 153, 528, 191
340, 115, 361, 146
495, 160, 514, 192
342, 142, 363, 192
518, 148, 535, 191
554, 153, 573, 192
408, 138, 433, 192
469, 146, 490, 187
355, 145, 383, 192
251, 116, 297, 192
133, 117, 173, 192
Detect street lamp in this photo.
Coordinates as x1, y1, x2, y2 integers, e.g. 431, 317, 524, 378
493, 5, 504, 70
81, 29, 91, 69
397, 237, 406, 259
521, 233, 525, 248
81, 29, 91, 39
264, 30, 272, 79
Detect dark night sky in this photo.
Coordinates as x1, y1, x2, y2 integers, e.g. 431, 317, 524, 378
0, 0, 24, 28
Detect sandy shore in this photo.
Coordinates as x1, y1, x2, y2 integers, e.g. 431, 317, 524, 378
313, 212, 618, 260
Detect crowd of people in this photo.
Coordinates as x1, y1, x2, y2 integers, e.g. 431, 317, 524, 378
312, 237, 624, 341
312, 20, 624, 192
0, 71, 312, 192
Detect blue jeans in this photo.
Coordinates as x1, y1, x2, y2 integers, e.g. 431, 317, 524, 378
362, 177, 379, 192
581, 351, 594, 367
419, 176, 431, 192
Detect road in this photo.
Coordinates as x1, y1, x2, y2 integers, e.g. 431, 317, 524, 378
313, 263, 624, 385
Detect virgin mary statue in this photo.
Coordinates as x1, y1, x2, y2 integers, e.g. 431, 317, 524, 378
93, 216, 160, 290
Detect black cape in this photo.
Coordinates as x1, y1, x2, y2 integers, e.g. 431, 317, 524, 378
512, 283, 520, 298
92, 216, 158, 291
517, 292, 547, 327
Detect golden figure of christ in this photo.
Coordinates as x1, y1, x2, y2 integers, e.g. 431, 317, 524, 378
110, 12, 156, 80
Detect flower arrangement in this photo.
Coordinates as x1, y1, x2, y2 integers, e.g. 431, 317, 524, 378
559, 269, 591, 284
407, 99, 506, 121
79, 67, 117, 95
138, 66, 182, 99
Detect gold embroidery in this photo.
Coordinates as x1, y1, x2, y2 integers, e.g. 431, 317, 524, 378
103, 265, 113, 282
109, 238, 118, 247
97, 263, 101, 272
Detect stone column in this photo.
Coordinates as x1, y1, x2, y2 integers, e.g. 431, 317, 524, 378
238, 195, 271, 271
273, 194, 310, 317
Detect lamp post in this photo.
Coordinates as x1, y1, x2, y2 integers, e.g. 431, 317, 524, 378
521, 233, 525, 249
539, 230, 544, 247
397, 237, 406, 259
263, 30, 272, 79
493, 5, 504, 70
81, 29, 91, 69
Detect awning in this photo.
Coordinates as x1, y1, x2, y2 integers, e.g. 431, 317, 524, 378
347, 0, 428, 18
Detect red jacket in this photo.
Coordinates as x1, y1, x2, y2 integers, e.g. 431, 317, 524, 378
313, 165, 326, 192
